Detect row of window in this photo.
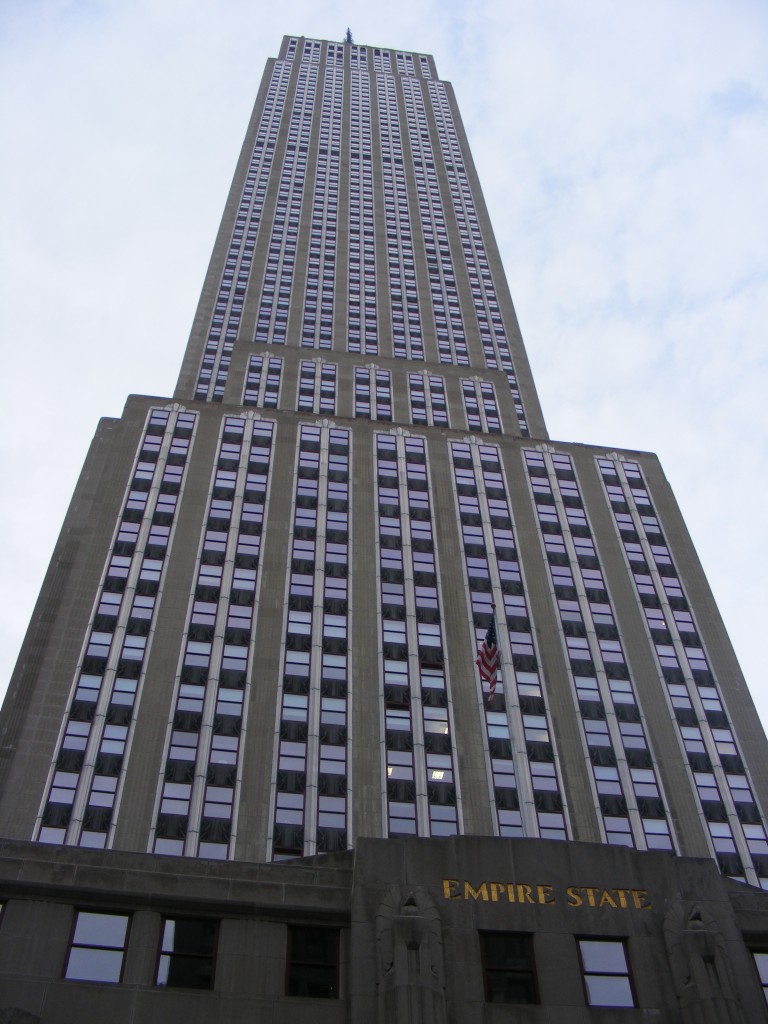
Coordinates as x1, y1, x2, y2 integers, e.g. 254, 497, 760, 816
194, 48, 529, 419
254, 44, 319, 348
241, 355, 507, 432
195, 54, 292, 400
60, 907, 644, 1009
427, 80, 530, 434
450, 439, 568, 840
151, 417, 275, 859
63, 909, 336, 998
38, 407, 197, 848
482, 932, 635, 1007
285, 39, 434, 80
347, 66, 376, 353
272, 425, 351, 859
402, 75, 469, 366
300, 58, 342, 349
598, 456, 768, 886
377, 72, 424, 361
370, 48, 433, 79
37, 423, 766, 874
376, 433, 460, 838
524, 449, 674, 853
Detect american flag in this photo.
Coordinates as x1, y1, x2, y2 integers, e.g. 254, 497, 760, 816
475, 617, 499, 704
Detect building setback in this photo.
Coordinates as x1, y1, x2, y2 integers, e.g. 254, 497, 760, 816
1, 33, 767, 1022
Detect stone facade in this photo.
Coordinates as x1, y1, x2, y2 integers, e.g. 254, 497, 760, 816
1, 836, 768, 1021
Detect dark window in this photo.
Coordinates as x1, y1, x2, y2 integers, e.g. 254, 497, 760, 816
64, 911, 129, 983
578, 938, 635, 1006
156, 917, 217, 989
286, 925, 339, 998
480, 931, 537, 1003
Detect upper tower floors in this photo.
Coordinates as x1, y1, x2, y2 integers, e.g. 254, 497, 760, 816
171, 36, 547, 438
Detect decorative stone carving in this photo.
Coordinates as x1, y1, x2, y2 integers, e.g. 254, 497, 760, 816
664, 900, 746, 1024
0, 1010, 41, 1024
375, 885, 446, 1024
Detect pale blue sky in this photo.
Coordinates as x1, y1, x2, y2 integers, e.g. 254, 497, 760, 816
1, 0, 767, 723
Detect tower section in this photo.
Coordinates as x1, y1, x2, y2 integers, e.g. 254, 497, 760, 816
1, 37, 767, 893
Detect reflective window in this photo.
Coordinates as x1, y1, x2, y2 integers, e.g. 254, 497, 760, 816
65, 911, 129, 983
578, 938, 635, 1007
751, 950, 768, 1004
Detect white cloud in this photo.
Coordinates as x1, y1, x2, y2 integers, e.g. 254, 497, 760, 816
1, 0, 767, 731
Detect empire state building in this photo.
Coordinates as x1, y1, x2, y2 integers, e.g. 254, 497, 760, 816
1, 34, 768, 1022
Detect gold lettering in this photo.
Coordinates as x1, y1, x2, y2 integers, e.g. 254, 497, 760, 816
631, 888, 652, 910
537, 885, 555, 905
443, 879, 460, 900
598, 889, 618, 909
566, 886, 583, 907
443, 880, 647, 908
464, 881, 489, 901
489, 883, 507, 902
517, 884, 536, 904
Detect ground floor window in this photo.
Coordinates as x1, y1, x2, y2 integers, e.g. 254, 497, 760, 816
480, 931, 537, 1003
578, 938, 635, 1006
751, 949, 768, 1003
156, 917, 217, 989
286, 925, 339, 998
64, 910, 130, 983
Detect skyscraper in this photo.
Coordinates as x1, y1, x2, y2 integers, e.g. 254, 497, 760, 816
2, 34, 768, 1021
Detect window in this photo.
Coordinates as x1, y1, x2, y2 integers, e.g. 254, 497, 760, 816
480, 931, 537, 1004
286, 925, 339, 998
157, 917, 217, 989
64, 911, 129, 983
751, 949, 768, 1003
578, 938, 635, 1007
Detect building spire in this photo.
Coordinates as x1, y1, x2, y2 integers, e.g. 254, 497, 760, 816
345, 27, 353, 44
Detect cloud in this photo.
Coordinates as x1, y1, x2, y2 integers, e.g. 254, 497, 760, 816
1, 0, 767, 732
